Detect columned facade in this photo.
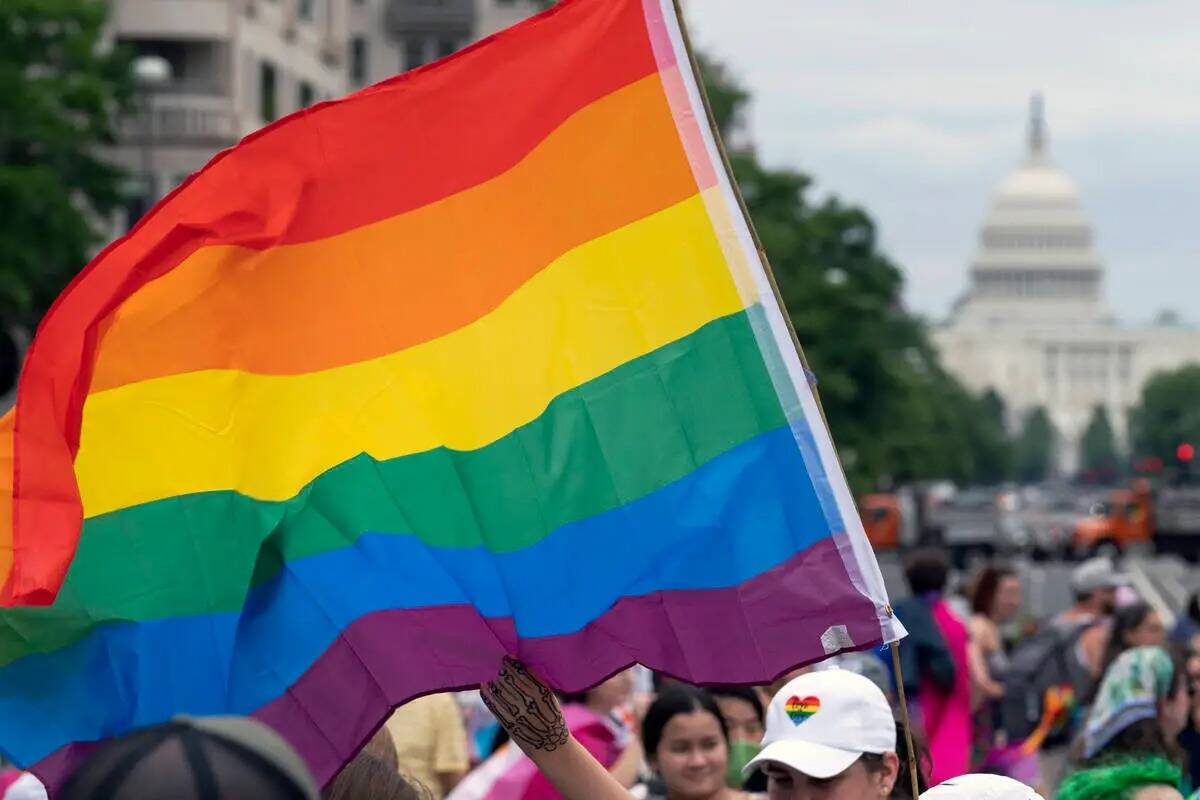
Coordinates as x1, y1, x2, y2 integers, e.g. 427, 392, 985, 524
933, 96, 1200, 473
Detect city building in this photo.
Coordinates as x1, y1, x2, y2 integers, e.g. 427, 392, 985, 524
348, 0, 544, 89
0, 0, 546, 412
107, 0, 351, 226
932, 95, 1200, 472
106, 0, 542, 227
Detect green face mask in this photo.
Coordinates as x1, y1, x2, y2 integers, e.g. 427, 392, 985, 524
726, 739, 762, 788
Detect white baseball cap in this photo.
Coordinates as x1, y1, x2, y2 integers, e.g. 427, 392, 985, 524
745, 668, 896, 779
921, 774, 1045, 800
3, 773, 47, 800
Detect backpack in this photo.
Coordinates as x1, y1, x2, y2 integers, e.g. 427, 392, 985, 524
999, 618, 1096, 749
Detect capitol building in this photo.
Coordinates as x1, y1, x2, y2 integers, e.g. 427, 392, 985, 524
932, 96, 1200, 472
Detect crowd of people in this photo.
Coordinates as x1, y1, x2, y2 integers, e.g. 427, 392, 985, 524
8, 551, 1200, 799
887, 550, 1200, 799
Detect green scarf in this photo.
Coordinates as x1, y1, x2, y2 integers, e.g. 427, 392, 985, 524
1082, 646, 1174, 761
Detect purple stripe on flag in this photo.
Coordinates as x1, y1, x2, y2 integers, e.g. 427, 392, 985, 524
32, 536, 883, 792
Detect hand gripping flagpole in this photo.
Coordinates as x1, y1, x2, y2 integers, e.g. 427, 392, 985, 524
667, 2, 921, 796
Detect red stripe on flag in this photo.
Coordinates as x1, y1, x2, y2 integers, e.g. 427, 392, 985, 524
4, 0, 659, 605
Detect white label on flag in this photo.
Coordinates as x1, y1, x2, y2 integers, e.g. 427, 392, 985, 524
821, 625, 854, 654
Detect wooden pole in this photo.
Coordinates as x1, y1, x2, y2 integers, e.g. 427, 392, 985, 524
890, 640, 922, 798
666, 3, 921, 796
666, 0, 818, 400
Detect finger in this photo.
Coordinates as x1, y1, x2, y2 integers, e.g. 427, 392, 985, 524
496, 662, 550, 715
505, 659, 547, 696
485, 677, 525, 720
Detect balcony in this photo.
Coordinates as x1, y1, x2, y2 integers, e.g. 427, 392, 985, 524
114, 0, 231, 40
119, 93, 239, 147
386, 0, 475, 36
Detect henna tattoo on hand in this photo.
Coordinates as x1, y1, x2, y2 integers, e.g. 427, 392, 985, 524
482, 657, 570, 752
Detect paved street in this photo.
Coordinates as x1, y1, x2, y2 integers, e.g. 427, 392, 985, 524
878, 550, 1198, 627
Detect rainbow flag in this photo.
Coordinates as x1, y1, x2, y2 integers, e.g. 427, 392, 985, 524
0, 0, 901, 786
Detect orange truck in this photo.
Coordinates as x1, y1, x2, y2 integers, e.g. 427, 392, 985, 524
859, 491, 929, 552
860, 494, 902, 551
1072, 479, 1153, 556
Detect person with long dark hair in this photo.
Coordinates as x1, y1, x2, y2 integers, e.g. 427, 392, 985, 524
967, 564, 1038, 785
635, 685, 759, 800
967, 564, 1022, 706
1093, 604, 1168, 698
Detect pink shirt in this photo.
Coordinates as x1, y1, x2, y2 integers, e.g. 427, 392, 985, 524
922, 599, 973, 784
521, 705, 622, 800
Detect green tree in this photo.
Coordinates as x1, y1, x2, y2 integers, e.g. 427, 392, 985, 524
534, 20, 1010, 492
980, 388, 1008, 432
1130, 364, 1200, 466
965, 387, 1012, 484
1079, 404, 1120, 481
0, 0, 131, 321
697, 53, 749, 142
698, 57, 1008, 491
1013, 407, 1056, 483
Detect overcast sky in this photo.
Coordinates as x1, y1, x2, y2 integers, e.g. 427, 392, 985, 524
683, 1, 1200, 324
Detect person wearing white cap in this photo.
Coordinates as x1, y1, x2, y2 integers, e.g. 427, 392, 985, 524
482, 660, 926, 800
745, 669, 926, 799
919, 774, 1044, 800
1058, 557, 1126, 678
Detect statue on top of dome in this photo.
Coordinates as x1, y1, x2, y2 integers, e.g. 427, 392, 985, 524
1028, 92, 1048, 162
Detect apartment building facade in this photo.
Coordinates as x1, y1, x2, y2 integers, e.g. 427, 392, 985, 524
108, 0, 541, 225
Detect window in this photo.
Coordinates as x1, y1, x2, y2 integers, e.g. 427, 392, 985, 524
299, 81, 315, 108
259, 61, 277, 122
405, 37, 427, 70
298, 0, 316, 20
124, 173, 157, 231
124, 195, 149, 231
437, 38, 457, 58
350, 36, 367, 84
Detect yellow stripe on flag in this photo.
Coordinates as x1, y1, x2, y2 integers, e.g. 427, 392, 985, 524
76, 191, 752, 517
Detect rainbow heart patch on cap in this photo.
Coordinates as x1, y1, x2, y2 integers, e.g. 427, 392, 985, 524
784, 695, 821, 724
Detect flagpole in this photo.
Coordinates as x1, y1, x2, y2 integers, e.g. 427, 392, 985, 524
666, 3, 920, 796
665, 0, 817, 411
890, 641, 922, 798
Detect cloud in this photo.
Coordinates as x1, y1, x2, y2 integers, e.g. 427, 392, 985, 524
813, 116, 1014, 170
683, 0, 1200, 321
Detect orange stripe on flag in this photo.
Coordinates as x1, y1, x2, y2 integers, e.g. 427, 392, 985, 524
89, 75, 700, 390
